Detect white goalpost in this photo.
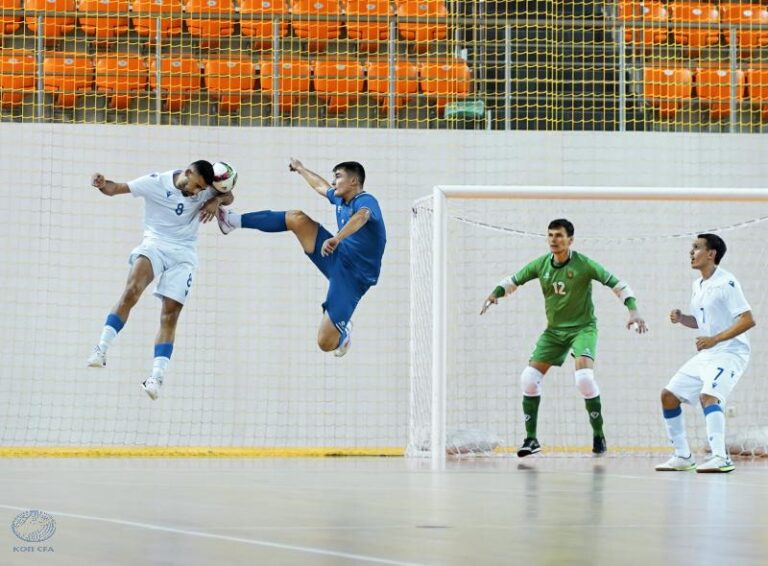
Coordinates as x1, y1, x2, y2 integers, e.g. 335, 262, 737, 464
411, 185, 768, 470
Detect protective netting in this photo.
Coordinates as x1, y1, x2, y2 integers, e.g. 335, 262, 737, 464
410, 192, 768, 456
1, 1, 767, 131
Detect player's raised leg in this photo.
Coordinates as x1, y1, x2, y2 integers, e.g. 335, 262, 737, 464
88, 256, 154, 368
655, 387, 696, 471
142, 296, 183, 400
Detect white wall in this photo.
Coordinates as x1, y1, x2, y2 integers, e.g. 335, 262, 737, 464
0, 124, 766, 448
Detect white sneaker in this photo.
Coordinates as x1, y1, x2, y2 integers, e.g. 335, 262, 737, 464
141, 376, 162, 400
216, 207, 237, 235
87, 346, 106, 368
655, 454, 696, 471
334, 321, 353, 357
696, 455, 735, 473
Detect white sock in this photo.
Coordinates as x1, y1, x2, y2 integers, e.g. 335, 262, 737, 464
705, 406, 726, 458
229, 210, 242, 228
98, 326, 118, 353
152, 357, 170, 380
663, 408, 691, 458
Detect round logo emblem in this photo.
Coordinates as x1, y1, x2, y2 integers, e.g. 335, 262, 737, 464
11, 510, 56, 543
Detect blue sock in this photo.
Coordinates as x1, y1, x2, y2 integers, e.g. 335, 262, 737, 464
152, 343, 173, 379
106, 313, 125, 333
241, 211, 287, 232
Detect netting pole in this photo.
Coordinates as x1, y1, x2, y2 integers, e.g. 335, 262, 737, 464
729, 26, 738, 134
431, 186, 447, 470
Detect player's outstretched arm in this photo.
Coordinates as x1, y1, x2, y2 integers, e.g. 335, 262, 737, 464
91, 173, 130, 196
321, 208, 371, 257
289, 158, 331, 197
695, 310, 755, 351
480, 276, 517, 315
670, 309, 698, 329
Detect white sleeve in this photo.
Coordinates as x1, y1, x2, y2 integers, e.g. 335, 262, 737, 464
127, 173, 162, 199
725, 278, 751, 318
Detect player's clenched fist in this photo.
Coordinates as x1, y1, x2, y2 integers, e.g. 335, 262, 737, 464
91, 173, 106, 190
670, 309, 682, 324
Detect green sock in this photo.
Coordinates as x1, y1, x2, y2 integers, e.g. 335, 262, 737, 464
523, 395, 541, 439
585, 396, 604, 437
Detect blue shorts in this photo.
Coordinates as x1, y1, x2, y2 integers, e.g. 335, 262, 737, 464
307, 225, 370, 328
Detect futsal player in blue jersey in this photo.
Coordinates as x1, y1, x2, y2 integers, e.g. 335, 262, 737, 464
216, 158, 386, 356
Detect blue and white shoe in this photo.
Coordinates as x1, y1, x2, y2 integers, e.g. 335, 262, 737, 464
141, 375, 163, 400
696, 455, 735, 473
334, 321, 354, 357
87, 346, 106, 368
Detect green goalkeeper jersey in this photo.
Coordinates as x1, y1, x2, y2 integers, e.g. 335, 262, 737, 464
511, 251, 622, 330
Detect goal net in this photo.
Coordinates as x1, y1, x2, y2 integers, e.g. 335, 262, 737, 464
409, 186, 768, 461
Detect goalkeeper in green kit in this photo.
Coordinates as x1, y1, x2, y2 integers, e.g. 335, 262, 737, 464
481, 219, 648, 456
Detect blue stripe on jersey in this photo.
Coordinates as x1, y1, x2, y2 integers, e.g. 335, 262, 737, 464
663, 407, 682, 419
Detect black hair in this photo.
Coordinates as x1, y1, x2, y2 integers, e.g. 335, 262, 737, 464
697, 233, 727, 264
333, 161, 365, 186
191, 160, 215, 185
548, 218, 574, 237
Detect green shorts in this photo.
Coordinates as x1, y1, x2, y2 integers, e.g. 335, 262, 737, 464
530, 325, 598, 366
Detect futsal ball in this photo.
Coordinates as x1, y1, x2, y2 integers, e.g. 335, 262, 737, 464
212, 161, 238, 193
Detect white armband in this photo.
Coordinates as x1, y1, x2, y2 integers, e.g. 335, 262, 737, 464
612, 280, 635, 303
495, 275, 518, 297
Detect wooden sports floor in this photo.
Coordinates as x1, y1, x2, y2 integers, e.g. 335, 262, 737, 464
0, 455, 766, 565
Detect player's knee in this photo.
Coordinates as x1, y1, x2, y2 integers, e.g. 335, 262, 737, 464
285, 209, 309, 231
121, 284, 144, 307
574, 368, 599, 399
317, 335, 337, 352
699, 393, 719, 408
520, 367, 543, 396
661, 388, 680, 408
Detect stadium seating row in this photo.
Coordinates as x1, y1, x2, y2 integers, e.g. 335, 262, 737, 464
644, 66, 768, 119
619, 1, 768, 50
0, 0, 448, 51
0, 51, 471, 114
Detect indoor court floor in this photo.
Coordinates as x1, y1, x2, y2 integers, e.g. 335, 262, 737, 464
0, 455, 766, 565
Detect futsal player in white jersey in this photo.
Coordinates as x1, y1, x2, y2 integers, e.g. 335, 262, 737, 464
87, 161, 234, 399
656, 234, 755, 473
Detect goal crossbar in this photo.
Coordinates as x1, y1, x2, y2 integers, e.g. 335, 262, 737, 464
428, 185, 768, 470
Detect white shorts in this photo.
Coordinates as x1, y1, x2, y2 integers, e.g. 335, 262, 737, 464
665, 350, 749, 405
129, 239, 197, 305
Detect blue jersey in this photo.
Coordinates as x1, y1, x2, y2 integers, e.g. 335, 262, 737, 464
326, 188, 386, 286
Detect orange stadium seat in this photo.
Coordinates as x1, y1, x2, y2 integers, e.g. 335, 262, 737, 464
1, 0, 22, 35
239, 0, 289, 48
746, 68, 768, 119
720, 4, 768, 51
345, 0, 392, 52
618, 1, 669, 46
366, 60, 419, 113
95, 55, 147, 109
131, 0, 183, 38
149, 56, 201, 111
204, 57, 256, 114
643, 66, 692, 118
696, 67, 745, 119
290, 0, 341, 51
419, 59, 471, 114
184, 0, 235, 44
397, 0, 448, 53
78, 0, 130, 39
25, 0, 76, 41
670, 2, 720, 49
43, 52, 93, 107
313, 58, 364, 113
0, 50, 36, 107
259, 58, 311, 114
